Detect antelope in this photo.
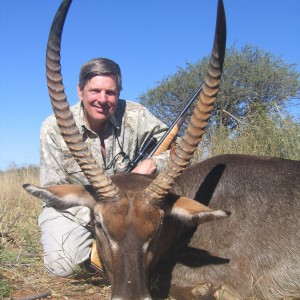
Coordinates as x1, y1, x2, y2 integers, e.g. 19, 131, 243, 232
23, 0, 300, 299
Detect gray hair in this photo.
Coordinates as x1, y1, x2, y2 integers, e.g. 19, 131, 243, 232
78, 58, 122, 92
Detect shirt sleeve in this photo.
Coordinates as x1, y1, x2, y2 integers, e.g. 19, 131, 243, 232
39, 119, 68, 186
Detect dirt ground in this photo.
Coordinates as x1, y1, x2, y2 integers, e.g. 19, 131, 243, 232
1, 232, 112, 300
2, 262, 112, 300
1, 249, 172, 300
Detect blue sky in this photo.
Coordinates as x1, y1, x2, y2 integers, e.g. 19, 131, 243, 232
0, 0, 299, 170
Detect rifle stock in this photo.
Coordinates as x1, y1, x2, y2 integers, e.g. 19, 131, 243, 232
151, 116, 185, 156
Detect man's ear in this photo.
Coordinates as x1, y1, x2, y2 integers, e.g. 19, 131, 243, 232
77, 85, 83, 101
164, 195, 230, 226
23, 184, 97, 210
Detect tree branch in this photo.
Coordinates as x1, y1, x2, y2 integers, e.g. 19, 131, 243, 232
222, 109, 248, 125
14, 289, 51, 300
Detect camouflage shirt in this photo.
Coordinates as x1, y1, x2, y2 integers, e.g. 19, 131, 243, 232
40, 100, 169, 186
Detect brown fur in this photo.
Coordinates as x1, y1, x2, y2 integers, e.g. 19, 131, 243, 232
24, 154, 300, 299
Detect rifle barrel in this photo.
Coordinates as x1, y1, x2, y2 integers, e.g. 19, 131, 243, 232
148, 82, 204, 157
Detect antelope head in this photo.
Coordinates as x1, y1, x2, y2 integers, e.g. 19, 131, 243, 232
24, 0, 227, 298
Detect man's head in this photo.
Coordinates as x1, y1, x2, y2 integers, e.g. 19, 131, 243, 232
78, 58, 122, 92
77, 58, 122, 131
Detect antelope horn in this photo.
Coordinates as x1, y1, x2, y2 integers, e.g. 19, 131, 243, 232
46, 0, 121, 202
144, 0, 226, 204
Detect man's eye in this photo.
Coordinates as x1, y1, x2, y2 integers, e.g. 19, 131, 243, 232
107, 91, 117, 96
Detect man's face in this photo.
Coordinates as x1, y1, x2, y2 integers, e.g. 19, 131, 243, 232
78, 75, 119, 128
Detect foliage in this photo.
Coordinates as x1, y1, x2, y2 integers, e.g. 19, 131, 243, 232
139, 45, 300, 132
192, 110, 300, 163
139, 45, 300, 161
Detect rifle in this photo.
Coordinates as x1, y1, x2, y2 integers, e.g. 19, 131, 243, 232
125, 82, 204, 172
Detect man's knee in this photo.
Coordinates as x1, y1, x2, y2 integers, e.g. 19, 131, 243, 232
45, 258, 75, 277
38, 206, 94, 277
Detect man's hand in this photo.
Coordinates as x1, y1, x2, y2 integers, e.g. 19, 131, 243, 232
131, 158, 157, 175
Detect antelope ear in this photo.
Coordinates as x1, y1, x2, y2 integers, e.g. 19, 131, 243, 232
166, 196, 230, 226
22, 184, 97, 210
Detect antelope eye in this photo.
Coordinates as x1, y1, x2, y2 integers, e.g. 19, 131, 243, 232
95, 220, 102, 229
94, 214, 104, 228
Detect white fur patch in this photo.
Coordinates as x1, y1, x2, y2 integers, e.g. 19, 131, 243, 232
172, 207, 228, 223
143, 242, 149, 253
196, 210, 228, 220
94, 212, 103, 224
212, 210, 228, 218
62, 193, 84, 205
110, 240, 119, 251
95, 209, 119, 251
171, 206, 192, 220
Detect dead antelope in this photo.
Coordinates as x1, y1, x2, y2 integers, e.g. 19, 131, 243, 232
23, 0, 300, 299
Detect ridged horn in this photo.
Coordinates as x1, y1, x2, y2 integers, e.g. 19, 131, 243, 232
46, 0, 121, 202
144, 0, 226, 204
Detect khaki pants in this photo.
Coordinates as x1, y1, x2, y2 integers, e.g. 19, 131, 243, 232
38, 206, 94, 277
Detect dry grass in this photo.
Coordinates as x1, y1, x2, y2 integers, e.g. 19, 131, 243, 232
0, 166, 40, 249
0, 166, 111, 299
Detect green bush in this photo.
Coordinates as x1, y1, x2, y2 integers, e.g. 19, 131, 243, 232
193, 109, 300, 163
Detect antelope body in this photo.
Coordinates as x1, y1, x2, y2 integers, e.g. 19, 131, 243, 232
164, 154, 300, 299
23, 0, 300, 299
25, 154, 300, 299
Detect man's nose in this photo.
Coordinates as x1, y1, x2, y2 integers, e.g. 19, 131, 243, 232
97, 91, 108, 102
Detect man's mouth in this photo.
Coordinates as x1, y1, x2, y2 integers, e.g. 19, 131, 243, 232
93, 105, 110, 113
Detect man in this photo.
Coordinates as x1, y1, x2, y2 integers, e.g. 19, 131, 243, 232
39, 58, 169, 277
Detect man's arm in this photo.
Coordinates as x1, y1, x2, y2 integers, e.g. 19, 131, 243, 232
40, 120, 67, 186
131, 158, 157, 175
133, 105, 170, 174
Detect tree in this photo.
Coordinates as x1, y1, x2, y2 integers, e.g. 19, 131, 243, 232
139, 45, 300, 131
